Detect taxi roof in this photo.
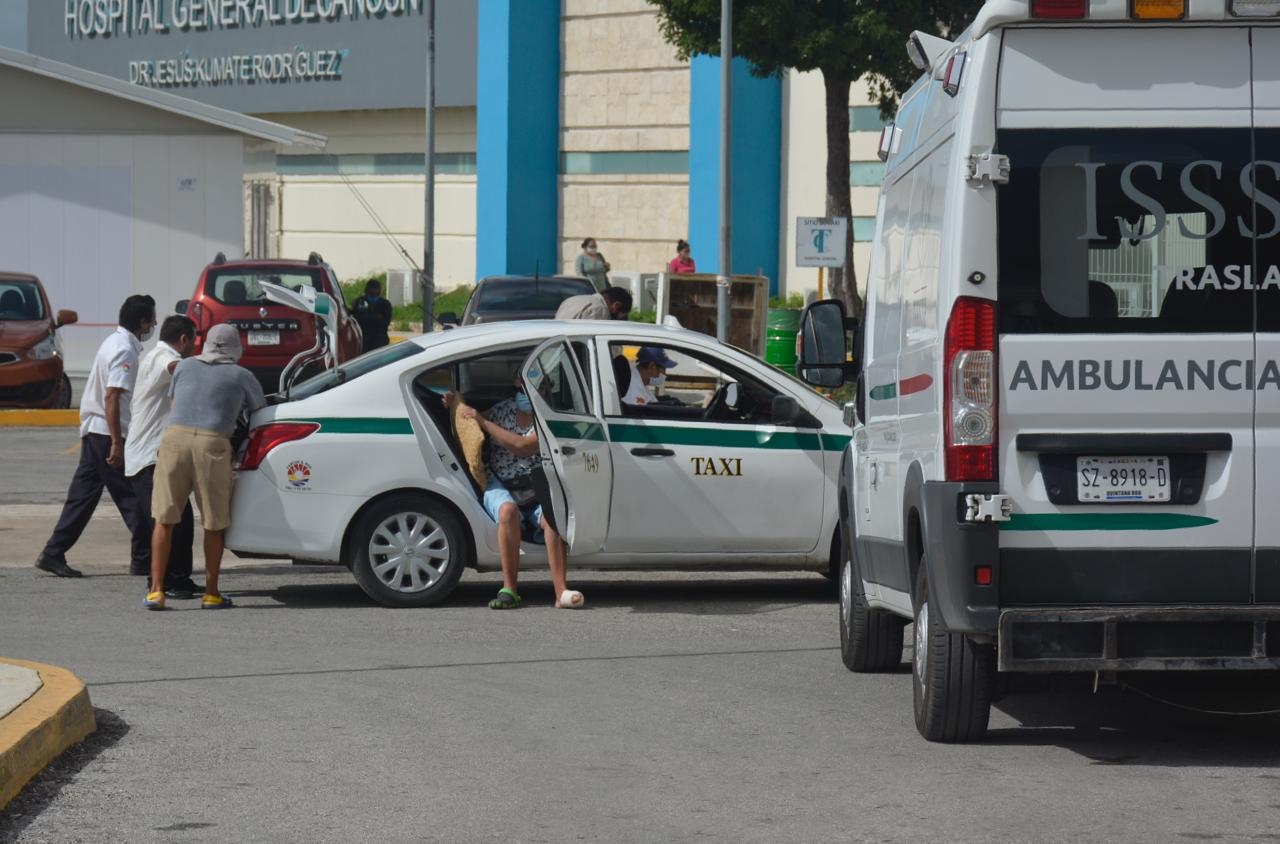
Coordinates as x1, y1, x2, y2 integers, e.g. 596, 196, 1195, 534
408, 319, 731, 353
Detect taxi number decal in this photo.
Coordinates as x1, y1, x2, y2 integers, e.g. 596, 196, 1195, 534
690, 457, 742, 477
584, 452, 600, 474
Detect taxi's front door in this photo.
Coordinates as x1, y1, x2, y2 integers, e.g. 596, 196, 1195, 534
521, 338, 614, 553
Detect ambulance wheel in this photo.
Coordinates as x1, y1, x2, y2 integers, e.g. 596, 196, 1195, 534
350, 495, 465, 608
840, 530, 905, 673
912, 563, 994, 742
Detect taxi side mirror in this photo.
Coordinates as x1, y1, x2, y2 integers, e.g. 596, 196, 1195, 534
797, 299, 859, 388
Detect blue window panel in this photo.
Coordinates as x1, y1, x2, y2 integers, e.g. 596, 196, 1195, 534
277, 153, 477, 176
560, 151, 689, 175
852, 217, 877, 242
850, 162, 884, 187
850, 106, 890, 133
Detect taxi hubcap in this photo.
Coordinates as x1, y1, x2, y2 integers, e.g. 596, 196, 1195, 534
914, 598, 929, 695
368, 512, 451, 593
840, 558, 853, 628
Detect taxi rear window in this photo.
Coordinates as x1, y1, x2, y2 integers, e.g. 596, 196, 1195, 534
997, 128, 1280, 334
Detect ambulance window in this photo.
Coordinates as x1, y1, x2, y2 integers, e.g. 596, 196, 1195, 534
997, 128, 1263, 334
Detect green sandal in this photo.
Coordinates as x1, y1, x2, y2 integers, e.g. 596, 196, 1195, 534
488, 587, 522, 610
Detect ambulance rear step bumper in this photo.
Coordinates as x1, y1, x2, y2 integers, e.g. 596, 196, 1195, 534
998, 607, 1280, 672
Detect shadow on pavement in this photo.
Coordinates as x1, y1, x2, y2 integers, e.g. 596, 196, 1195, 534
0, 708, 129, 839
988, 674, 1280, 763
227, 574, 838, 614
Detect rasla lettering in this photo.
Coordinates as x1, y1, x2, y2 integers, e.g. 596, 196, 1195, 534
1008, 359, 1280, 391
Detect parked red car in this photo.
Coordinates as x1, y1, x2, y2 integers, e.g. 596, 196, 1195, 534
0, 272, 78, 408
177, 253, 363, 394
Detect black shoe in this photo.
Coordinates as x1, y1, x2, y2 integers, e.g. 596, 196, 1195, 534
35, 554, 82, 578
164, 578, 203, 600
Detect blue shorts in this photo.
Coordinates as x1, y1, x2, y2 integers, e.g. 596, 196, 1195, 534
483, 476, 545, 544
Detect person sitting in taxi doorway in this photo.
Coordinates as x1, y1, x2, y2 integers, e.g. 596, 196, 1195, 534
445, 383, 584, 610
623, 346, 678, 407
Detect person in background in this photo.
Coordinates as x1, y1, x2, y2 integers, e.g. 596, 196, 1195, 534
623, 346, 678, 407
145, 324, 266, 611
574, 238, 611, 290
555, 285, 633, 321
126, 314, 200, 599
668, 239, 697, 274
446, 382, 583, 610
352, 278, 393, 351
34, 295, 156, 579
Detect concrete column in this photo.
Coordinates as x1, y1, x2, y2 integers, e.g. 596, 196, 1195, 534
476, 0, 560, 279
688, 55, 782, 293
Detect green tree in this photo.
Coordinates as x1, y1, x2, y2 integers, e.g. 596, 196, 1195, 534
649, 0, 980, 316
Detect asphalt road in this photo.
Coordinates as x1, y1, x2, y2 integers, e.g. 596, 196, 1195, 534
3, 430, 1280, 842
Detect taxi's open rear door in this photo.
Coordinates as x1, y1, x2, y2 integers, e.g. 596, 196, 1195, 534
521, 338, 614, 553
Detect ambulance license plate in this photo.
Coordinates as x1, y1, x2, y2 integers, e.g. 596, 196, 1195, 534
1077, 456, 1170, 502
248, 330, 279, 346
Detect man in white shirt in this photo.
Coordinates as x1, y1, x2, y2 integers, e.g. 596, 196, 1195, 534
126, 314, 198, 597
35, 295, 156, 578
622, 346, 678, 406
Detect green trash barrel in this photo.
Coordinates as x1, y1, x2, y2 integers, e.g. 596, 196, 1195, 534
765, 308, 801, 374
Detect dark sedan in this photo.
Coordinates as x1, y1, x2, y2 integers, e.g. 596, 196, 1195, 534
439, 275, 595, 327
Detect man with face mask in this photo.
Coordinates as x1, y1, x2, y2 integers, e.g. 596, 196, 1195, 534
448, 380, 583, 610
622, 346, 678, 407
35, 294, 156, 579
144, 323, 266, 611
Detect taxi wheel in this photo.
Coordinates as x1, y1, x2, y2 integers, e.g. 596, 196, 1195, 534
839, 530, 905, 673
911, 563, 994, 743
350, 495, 466, 608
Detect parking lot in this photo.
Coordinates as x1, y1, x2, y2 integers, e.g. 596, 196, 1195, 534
4, 428, 1280, 843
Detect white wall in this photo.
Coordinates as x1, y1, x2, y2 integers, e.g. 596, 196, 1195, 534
0, 133, 243, 376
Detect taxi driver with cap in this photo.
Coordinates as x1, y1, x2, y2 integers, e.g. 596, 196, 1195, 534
144, 323, 266, 611
623, 346, 678, 406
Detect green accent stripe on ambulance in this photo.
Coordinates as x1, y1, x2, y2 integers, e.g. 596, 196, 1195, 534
1000, 513, 1218, 531
297, 417, 415, 435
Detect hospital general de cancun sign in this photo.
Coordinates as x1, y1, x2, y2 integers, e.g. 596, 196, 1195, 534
61, 0, 422, 89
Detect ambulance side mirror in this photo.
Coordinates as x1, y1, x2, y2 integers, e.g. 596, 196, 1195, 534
797, 299, 859, 388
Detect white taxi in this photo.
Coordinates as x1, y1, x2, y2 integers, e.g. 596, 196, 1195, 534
226, 320, 849, 607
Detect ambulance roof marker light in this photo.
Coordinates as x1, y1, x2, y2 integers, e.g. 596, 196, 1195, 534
1131, 0, 1185, 19
1231, 0, 1280, 16
942, 52, 965, 98
1031, 0, 1087, 19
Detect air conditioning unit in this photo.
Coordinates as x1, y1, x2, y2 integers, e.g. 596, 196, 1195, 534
608, 272, 660, 313
386, 268, 420, 307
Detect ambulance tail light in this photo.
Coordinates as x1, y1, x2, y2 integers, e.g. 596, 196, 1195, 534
1131, 0, 1185, 18
1031, 0, 1087, 18
944, 298, 996, 483
238, 421, 320, 470
1231, 0, 1280, 16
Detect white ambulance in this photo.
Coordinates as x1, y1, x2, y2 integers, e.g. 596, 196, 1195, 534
799, 0, 1280, 742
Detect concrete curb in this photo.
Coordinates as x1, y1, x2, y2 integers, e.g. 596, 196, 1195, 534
0, 658, 96, 810
0, 410, 79, 427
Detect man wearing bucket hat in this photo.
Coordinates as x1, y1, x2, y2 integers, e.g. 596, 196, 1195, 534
144, 323, 266, 611
622, 346, 678, 407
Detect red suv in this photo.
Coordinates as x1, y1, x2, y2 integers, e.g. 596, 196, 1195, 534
178, 253, 363, 394
0, 271, 78, 408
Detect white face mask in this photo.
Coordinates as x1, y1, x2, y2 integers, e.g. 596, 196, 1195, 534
587, 247, 598, 255
140, 326, 155, 342
650, 374, 666, 394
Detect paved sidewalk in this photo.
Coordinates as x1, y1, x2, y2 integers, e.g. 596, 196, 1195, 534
0, 659, 95, 809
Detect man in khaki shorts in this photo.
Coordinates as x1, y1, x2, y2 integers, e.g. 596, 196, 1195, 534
145, 323, 266, 610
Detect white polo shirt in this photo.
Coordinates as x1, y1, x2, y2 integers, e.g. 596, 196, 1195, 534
124, 341, 183, 477
621, 362, 657, 406
79, 326, 143, 439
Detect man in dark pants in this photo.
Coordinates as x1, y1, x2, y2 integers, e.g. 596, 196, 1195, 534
126, 314, 198, 597
352, 278, 392, 351
35, 295, 156, 578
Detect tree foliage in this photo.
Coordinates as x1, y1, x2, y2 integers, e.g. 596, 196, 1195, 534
649, 0, 983, 312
